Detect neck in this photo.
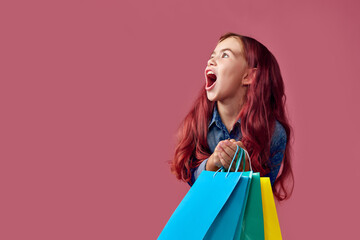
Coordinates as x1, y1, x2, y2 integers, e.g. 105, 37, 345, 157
217, 98, 245, 133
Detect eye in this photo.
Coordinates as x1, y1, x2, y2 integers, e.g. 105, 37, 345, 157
222, 52, 229, 58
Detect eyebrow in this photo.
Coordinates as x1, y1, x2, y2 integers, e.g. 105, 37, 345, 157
211, 48, 238, 56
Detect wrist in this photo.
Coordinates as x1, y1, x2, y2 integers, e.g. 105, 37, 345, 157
205, 157, 209, 170
206, 155, 219, 171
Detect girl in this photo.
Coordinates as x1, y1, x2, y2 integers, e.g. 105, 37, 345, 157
170, 32, 294, 201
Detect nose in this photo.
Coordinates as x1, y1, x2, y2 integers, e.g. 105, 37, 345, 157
207, 57, 216, 66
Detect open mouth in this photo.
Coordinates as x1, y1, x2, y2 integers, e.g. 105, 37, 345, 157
206, 72, 217, 89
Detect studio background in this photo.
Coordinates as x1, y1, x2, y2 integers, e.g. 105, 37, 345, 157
1, 0, 359, 239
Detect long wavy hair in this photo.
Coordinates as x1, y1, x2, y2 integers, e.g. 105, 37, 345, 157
170, 32, 294, 201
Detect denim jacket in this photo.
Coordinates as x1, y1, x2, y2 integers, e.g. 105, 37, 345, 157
189, 102, 287, 186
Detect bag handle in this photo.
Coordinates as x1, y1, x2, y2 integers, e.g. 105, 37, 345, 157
225, 145, 242, 177
235, 147, 253, 172
234, 147, 244, 172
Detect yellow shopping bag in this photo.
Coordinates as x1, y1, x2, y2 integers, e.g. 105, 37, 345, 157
260, 177, 282, 240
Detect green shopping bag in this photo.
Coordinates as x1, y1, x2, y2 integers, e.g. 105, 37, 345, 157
240, 172, 264, 239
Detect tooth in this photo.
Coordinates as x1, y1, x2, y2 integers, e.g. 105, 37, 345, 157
207, 71, 214, 75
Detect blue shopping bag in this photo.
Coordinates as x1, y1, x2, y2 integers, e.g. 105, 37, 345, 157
158, 146, 252, 240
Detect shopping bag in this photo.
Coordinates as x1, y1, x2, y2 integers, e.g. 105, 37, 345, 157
240, 172, 264, 240
260, 177, 282, 240
221, 147, 264, 240
204, 170, 252, 240
229, 147, 264, 240
158, 146, 252, 240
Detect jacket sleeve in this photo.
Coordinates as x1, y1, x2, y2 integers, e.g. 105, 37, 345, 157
265, 123, 287, 186
188, 158, 209, 186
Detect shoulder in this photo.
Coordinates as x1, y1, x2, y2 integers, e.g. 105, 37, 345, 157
270, 120, 287, 152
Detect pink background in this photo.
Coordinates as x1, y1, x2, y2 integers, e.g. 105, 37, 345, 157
1, 0, 359, 239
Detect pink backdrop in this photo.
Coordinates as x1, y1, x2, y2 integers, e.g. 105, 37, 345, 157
1, 0, 359, 239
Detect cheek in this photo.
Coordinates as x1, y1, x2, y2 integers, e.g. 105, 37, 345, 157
225, 68, 243, 85
231, 64, 247, 82
219, 62, 245, 85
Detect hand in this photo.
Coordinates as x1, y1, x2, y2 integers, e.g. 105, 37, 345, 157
206, 139, 249, 171
206, 139, 249, 172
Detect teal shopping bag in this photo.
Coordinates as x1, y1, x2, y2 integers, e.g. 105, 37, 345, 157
228, 148, 264, 239
240, 172, 264, 240
158, 146, 252, 240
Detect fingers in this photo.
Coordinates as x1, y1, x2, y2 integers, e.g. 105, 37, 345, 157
235, 140, 245, 148
217, 140, 237, 171
212, 150, 223, 168
221, 140, 237, 158
219, 151, 236, 171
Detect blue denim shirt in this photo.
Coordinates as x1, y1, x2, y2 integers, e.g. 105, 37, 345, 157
189, 102, 287, 186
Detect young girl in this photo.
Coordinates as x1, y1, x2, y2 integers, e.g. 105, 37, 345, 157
170, 32, 294, 201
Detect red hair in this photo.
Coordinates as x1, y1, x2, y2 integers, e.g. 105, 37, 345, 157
170, 32, 294, 201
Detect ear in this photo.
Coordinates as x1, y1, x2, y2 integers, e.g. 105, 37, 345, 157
242, 68, 257, 86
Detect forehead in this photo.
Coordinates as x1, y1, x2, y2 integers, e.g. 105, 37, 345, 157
212, 37, 244, 55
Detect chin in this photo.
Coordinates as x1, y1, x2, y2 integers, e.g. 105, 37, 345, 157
206, 92, 217, 102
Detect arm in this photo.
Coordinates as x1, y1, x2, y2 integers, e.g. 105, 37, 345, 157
265, 124, 287, 185
266, 151, 285, 186
188, 158, 209, 186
